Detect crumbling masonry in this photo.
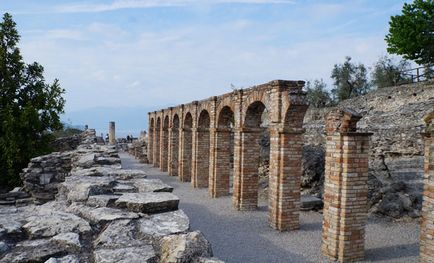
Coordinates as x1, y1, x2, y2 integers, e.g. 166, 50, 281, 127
148, 80, 308, 231
420, 110, 434, 263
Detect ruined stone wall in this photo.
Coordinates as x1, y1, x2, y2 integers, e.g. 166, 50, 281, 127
2, 128, 223, 263
303, 81, 434, 218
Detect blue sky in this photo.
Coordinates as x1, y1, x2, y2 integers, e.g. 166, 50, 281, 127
1, 0, 410, 136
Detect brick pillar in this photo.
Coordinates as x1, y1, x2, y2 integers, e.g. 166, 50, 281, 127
210, 128, 232, 197
160, 126, 168, 172
148, 119, 153, 164
420, 111, 434, 263
233, 128, 261, 211
168, 127, 179, 176
321, 108, 372, 263
268, 128, 303, 231
179, 128, 192, 182
153, 119, 160, 168
167, 127, 173, 174
192, 128, 210, 188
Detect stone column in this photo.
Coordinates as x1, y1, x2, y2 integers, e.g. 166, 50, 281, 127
321, 108, 372, 262
420, 111, 434, 263
233, 128, 261, 211
209, 128, 232, 197
268, 127, 304, 231
108, 121, 116, 145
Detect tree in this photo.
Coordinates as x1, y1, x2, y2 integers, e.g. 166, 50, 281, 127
371, 55, 411, 88
385, 0, 434, 65
305, 79, 333, 108
331, 56, 370, 102
0, 13, 65, 188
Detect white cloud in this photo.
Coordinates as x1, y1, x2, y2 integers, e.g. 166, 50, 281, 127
54, 0, 295, 13
55, 0, 295, 13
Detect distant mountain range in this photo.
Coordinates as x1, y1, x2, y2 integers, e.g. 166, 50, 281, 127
61, 106, 161, 138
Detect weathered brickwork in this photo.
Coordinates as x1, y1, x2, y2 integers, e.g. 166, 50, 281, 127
420, 110, 434, 263
153, 117, 161, 167
148, 119, 154, 164
148, 80, 308, 230
321, 108, 372, 262
168, 114, 180, 176
160, 116, 169, 172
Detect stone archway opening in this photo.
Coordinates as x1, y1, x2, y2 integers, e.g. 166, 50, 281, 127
155, 117, 161, 167
194, 110, 211, 188
170, 114, 180, 176
213, 106, 235, 197
180, 113, 193, 182
244, 101, 270, 209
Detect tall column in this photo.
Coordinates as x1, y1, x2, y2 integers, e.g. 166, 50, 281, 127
321, 108, 372, 262
192, 128, 210, 188
160, 124, 168, 172
179, 128, 192, 182
108, 121, 116, 145
167, 127, 174, 175
209, 128, 232, 197
153, 116, 160, 168
233, 128, 261, 211
268, 128, 304, 231
147, 116, 153, 164
420, 111, 434, 263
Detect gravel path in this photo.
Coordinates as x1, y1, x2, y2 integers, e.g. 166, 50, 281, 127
120, 152, 420, 263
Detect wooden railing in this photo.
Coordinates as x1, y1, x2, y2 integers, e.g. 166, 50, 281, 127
400, 66, 433, 84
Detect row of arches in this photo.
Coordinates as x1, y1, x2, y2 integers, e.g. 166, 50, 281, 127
148, 80, 308, 231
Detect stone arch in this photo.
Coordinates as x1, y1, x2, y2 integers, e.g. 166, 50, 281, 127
169, 114, 180, 176
155, 117, 161, 167
218, 106, 235, 128
284, 105, 306, 130
160, 115, 169, 172
193, 109, 211, 188
244, 101, 267, 128
180, 112, 193, 182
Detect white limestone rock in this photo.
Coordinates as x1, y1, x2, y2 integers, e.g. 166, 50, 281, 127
67, 203, 139, 224
0, 239, 68, 263
139, 210, 189, 237
93, 246, 157, 263
93, 219, 144, 249
115, 192, 179, 214
45, 255, 80, 263
23, 208, 91, 238
159, 231, 213, 263
86, 194, 119, 208
133, 178, 174, 193
59, 176, 116, 202
51, 232, 81, 250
